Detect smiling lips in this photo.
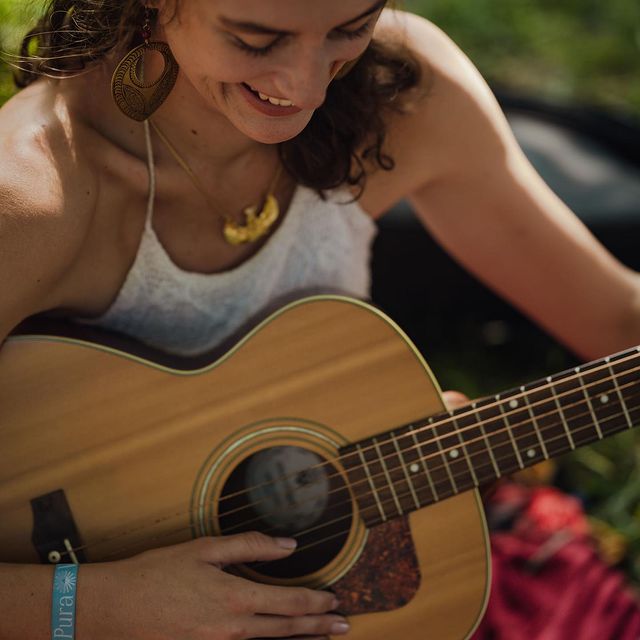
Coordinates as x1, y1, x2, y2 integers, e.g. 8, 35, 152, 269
239, 82, 303, 117
246, 83, 295, 107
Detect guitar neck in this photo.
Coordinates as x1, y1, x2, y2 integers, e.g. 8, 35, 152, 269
341, 346, 640, 527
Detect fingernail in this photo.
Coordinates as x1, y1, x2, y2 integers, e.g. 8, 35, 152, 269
276, 537, 297, 550
331, 621, 350, 635
331, 596, 340, 609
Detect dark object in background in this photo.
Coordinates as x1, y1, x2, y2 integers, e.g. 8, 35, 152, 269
371, 89, 640, 396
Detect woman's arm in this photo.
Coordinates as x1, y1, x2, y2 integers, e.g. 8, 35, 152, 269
0, 122, 96, 344
0, 535, 345, 639
373, 12, 640, 361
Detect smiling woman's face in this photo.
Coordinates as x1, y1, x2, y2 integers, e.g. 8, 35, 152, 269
155, 0, 386, 143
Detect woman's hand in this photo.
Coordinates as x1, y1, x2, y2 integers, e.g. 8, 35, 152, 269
442, 390, 470, 411
78, 532, 347, 640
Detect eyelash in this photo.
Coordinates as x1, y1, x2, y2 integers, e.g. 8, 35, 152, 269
234, 21, 372, 58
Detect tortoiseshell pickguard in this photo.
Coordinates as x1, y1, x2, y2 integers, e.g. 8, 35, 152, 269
330, 517, 420, 615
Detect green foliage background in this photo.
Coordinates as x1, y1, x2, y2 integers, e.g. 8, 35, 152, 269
0, 0, 20, 102
406, 0, 640, 116
2, 1, 639, 116
2, 0, 640, 585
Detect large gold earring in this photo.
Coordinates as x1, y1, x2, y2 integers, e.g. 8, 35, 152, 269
111, 8, 179, 121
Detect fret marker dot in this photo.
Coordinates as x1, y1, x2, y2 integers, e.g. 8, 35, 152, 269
410, 463, 420, 473
449, 449, 460, 459
527, 449, 537, 459
509, 399, 519, 409
599, 394, 609, 404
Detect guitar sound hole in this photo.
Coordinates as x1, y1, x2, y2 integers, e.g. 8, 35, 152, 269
218, 446, 353, 579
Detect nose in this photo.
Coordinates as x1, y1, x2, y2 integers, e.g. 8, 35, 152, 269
274, 47, 333, 110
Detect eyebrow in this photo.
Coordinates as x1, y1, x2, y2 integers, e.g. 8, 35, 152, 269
219, 0, 387, 36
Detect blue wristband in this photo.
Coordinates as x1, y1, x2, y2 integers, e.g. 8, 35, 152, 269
51, 564, 78, 640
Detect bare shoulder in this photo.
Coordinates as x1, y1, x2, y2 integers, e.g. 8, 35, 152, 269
0, 82, 98, 338
361, 10, 518, 214
375, 9, 480, 82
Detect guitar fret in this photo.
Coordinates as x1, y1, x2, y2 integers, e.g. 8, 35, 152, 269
410, 428, 440, 502
575, 367, 603, 440
606, 357, 633, 429
390, 431, 421, 510
414, 417, 459, 500
547, 376, 576, 450
554, 369, 601, 450
355, 444, 387, 522
520, 386, 549, 459
496, 394, 524, 469
455, 404, 499, 486
336, 346, 640, 528
577, 358, 626, 443
525, 381, 571, 458
379, 431, 420, 513
431, 418, 459, 494
499, 388, 546, 468
475, 398, 522, 476
372, 437, 403, 516
450, 413, 479, 486
430, 412, 477, 493
472, 402, 501, 478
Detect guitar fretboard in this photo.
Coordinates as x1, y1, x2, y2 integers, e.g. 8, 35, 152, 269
340, 346, 640, 527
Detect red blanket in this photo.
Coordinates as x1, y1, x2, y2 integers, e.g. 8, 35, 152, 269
472, 485, 640, 640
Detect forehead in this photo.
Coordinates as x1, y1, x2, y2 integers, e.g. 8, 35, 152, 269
190, 0, 385, 28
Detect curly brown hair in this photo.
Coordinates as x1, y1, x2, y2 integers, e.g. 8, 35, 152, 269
14, 1, 423, 196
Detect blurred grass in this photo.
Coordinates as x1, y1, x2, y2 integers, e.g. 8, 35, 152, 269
400, 0, 640, 587
2, 1, 639, 115
406, 0, 640, 117
0, 0, 43, 103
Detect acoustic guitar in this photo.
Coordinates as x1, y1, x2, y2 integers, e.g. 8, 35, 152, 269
1, 295, 638, 639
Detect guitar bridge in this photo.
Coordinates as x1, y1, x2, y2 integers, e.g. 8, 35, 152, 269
31, 489, 86, 564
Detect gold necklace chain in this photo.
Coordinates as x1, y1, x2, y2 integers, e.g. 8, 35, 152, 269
148, 119, 283, 245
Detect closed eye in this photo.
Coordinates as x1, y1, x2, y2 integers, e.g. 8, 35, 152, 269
232, 35, 285, 57
232, 19, 374, 57
333, 21, 373, 41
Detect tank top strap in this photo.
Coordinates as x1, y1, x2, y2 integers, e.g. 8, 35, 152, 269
142, 119, 156, 230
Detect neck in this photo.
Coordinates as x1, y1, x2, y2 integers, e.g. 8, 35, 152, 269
79, 53, 270, 176
149, 72, 266, 170
141, 24, 270, 169
339, 345, 640, 527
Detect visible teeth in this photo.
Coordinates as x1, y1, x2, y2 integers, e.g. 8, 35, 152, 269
254, 89, 294, 107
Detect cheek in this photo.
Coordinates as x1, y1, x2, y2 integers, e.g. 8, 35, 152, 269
162, 18, 238, 83
174, 41, 265, 93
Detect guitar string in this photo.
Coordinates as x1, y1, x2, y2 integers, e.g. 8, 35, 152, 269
164, 357, 640, 528
250, 406, 640, 567
221, 385, 640, 536
105, 395, 640, 566
57, 375, 640, 562
52, 356, 636, 561
203, 349, 640, 507
56, 360, 640, 560
66, 387, 640, 563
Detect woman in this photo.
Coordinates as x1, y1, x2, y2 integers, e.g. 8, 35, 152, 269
1, 0, 639, 637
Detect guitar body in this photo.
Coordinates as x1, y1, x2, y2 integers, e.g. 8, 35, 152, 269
0, 296, 489, 639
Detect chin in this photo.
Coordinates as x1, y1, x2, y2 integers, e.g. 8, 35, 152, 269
232, 114, 314, 145
224, 82, 316, 145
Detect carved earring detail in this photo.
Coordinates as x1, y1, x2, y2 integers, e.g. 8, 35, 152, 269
111, 11, 179, 121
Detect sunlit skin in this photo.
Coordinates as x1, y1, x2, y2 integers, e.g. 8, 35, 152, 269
4, 1, 640, 636
149, 0, 385, 155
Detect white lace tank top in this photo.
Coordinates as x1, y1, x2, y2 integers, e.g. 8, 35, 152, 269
79, 121, 377, 356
